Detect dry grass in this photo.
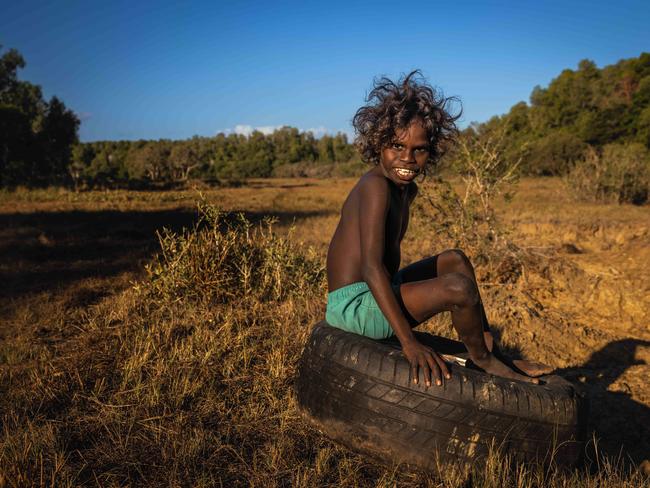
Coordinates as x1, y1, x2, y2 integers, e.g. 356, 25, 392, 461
1, 177, 649, 486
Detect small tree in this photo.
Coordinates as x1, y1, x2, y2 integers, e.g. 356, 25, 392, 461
126, 141, 172, 182
169, 141, 201, 181
35, 96, 80, 185
452, 122, 522, 241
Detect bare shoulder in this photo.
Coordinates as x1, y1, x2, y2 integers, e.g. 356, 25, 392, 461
356, 170, 391, 203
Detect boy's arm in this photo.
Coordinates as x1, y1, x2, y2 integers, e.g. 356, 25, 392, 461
358, 177, 450, 387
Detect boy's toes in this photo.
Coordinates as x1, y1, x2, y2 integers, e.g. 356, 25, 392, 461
511, 371, 539, 384
512, 359, 553, 377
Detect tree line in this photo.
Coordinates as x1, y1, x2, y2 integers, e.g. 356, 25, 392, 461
1, 45, 649, 189
0, 46, 358, 188
69, 129, 356, 188
469, 53, 650, 176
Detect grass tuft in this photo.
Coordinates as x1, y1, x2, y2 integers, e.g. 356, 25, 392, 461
144, 203, 325, 305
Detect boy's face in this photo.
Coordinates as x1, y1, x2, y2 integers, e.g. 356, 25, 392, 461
379, 119, 430, 187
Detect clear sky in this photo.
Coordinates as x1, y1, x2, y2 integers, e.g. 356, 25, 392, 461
2, 0, 649, 142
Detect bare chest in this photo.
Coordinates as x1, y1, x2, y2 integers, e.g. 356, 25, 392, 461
384, 191, 410, 272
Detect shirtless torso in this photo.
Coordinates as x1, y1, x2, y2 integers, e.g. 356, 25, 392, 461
327, 166, 415, 292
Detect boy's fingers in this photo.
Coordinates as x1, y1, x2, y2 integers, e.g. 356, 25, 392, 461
435, 354, 451, 379
421, 358, 432, 387
425, 355, 441, 386
411, 363, 418, 384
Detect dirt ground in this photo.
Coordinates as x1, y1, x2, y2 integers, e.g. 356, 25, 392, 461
1, 177, 648, 467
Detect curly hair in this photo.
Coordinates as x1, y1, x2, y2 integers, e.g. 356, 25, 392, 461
352, 70, 461, 167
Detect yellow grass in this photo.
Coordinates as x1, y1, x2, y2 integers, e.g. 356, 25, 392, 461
0, 177, 648, 486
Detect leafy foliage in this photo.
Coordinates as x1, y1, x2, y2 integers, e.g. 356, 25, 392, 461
5, 47, 650, 191
472, 53, 650, 177
0, 46, 79, 187
70, 129, 358, 188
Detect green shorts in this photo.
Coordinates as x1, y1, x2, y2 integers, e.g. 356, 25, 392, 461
325, 278, 408, 340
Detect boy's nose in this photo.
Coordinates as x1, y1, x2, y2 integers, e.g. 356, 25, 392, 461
400, 149, 415, 162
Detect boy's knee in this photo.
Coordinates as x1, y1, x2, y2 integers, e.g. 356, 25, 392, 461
443, 272, 479, 307
440, 248, 471, 269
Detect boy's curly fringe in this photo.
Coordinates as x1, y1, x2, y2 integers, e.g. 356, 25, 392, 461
352, 70, 461, 168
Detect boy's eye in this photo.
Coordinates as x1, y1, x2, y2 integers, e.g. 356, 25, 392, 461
391, 143, 403, 150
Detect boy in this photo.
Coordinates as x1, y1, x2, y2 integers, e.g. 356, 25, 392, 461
326, 71, 551, 388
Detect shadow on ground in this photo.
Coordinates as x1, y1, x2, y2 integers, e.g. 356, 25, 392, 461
0, 207, 332, 301
556, 338, 650, 465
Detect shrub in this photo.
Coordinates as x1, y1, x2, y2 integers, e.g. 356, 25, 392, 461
448, 123, 521, 242
144, 203, 325, 304
412, 177, 524, 284
566, 143, 650, 204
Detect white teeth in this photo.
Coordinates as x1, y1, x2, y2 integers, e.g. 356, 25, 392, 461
395, 168, 416, 177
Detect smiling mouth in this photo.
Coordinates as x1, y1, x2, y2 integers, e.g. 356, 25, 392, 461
394, 167, 419, 178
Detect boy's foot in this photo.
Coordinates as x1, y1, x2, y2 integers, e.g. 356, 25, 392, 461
511, 359, 553, 377
472, 354, 539, 384
482, 331, 552, 377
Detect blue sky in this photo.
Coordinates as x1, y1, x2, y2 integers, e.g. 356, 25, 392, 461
2, 0, 649, 142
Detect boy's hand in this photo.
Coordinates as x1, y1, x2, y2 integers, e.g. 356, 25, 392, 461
402, 339, 450, 387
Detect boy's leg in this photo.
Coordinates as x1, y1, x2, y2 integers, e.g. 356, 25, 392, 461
397, 250, 490, 332
397, 272, 538, 384
434, 250, 552, 376
396, 250, 551, 377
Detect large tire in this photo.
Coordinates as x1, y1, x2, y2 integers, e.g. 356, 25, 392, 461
296, 321, 588, 471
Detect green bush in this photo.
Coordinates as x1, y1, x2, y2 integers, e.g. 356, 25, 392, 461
566, 143, 650, 204
525, 131, 587, 175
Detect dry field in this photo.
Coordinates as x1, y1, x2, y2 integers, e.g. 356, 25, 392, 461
0, 177, 649, 486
